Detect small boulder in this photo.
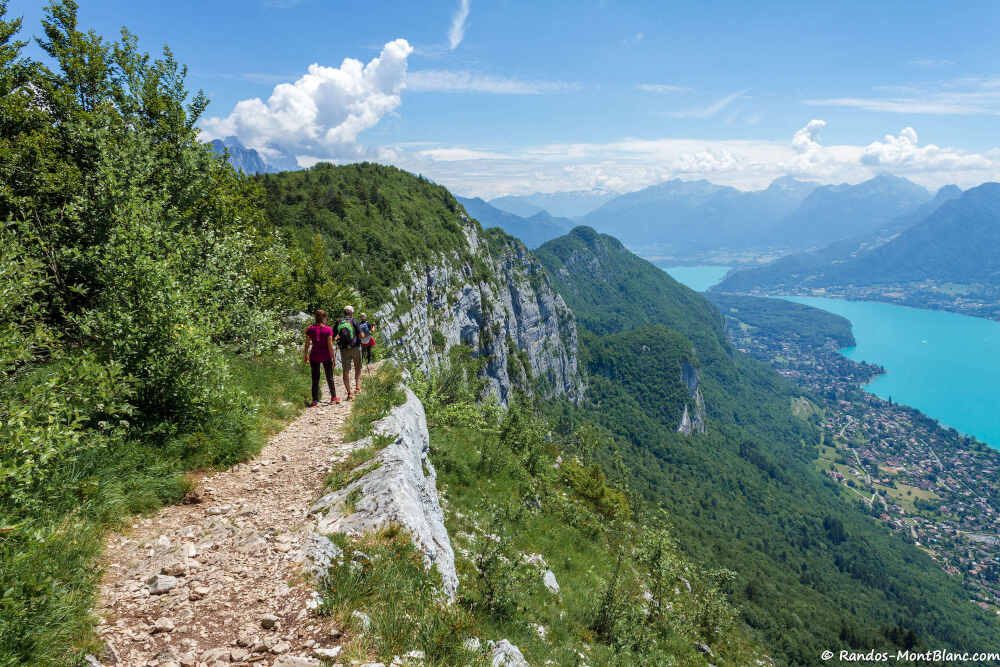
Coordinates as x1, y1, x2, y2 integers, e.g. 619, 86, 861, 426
313, 646, 342, 659
542, 569, 560, 595
152, 617, 175, 633
273, 657, 322, 667
145, 574, 178, 595
260, 613, 279, 630
490, 639, 528, 667
463, 637, 481, 652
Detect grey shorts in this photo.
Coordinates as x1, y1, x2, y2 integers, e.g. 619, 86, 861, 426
340, 346, 362, 373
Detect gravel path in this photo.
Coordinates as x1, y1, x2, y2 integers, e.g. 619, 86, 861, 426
95, 376, 355, 667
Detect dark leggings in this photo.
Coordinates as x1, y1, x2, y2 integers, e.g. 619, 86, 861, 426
361, 345, 372, 365
311, 360, 336, 402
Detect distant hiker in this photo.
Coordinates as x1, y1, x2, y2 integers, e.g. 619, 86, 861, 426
303, 309, 338, 406
337, 305, 363, 399
358, 313, 376, 366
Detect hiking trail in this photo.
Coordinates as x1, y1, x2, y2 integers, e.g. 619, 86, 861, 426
94, 376, 354, 667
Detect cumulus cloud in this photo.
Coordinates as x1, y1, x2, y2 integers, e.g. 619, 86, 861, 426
861, 127, 992, 171
200, 38, 412, 161
448, 0, 471, 50
384, 122, 1000, 198
792, 119, 826, 152
407, 70, 579, 94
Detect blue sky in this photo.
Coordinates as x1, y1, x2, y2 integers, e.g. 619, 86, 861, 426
10, 0, 1000, 196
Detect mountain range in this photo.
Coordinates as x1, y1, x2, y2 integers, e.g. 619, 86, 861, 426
490, 189, 617, 218
575, 174, 943, 256
578, 175, 817, 254
456, 196, 574, 248
717, 182, 1000, 292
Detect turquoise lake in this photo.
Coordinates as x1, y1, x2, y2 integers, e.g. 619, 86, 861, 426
659, 265, 732, 292
786, 296, 1000, 449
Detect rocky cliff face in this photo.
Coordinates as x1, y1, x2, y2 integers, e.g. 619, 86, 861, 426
373, 222, 585, 404
677, 359, 707, 435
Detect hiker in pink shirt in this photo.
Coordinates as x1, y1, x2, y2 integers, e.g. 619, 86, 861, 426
303, 309, 339, 406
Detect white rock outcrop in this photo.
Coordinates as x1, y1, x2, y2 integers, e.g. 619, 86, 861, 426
308, 385, 457, 598
373, 224, 585, 405
490, 639, 529, 667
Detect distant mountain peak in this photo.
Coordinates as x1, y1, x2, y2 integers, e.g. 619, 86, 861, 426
210, 136, 272, 175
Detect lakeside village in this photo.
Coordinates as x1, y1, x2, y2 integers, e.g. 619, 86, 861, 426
721, 307, 1000, 611
742, 281, 1000, 323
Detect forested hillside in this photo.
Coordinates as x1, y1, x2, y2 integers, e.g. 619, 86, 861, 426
0, 3, 309, 662
537, 227, 1000, 664
4, 4, 999, 666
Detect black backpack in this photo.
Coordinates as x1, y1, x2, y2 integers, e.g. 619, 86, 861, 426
336, 318, 358, 349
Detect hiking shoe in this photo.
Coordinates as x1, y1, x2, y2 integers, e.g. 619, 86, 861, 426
346, 392, 353, 401
309, 400, 319, 408
355, 384, 361, 393
331, 396, 341, 404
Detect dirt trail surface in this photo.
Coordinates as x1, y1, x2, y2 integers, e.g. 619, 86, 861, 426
95, 377, 354, 667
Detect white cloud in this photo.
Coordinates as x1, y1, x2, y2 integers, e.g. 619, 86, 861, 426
792, 119, 826, 152
201, 39, 413, 160
861, 127, 992, 171
448, 0, 471, 50
383, 122, 1000, 198
407, 69, 579, 94
417, 147, 506, 161
637, 83, 690, 94
804, 77, 1000, 116
804, 97, 988, 115
666, 90, 746, 118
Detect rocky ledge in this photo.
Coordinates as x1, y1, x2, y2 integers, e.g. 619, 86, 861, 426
306, 385, 458, 599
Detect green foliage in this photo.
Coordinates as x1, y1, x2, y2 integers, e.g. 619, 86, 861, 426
343, 363, 406, 441
537, 226, 1000, 664
422, 354, 763, 665
318, 528, 480, 666
0, 5, 302, 663
259, 162, 475, 308
708, 293, 856, 348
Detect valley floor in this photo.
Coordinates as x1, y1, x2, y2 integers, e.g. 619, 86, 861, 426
723, 313, 1000, 610
94, 379, 353, 666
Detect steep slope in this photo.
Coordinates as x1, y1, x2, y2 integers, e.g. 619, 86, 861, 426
490, 189, 616, 218
765, 174, 930, 249
817, 182, 1000, 286
456, 195, 571, 248
261, 163, 585, 404
536, 227, 1000, 665
579, 176, 816, 254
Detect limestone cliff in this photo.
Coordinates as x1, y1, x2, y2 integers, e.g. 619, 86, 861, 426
677, 359, 707, 435
308, 385, 458, 598
374, 220, 585, 404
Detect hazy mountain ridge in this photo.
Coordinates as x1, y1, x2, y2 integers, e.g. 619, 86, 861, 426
456, 196, 573, 248
490, 189, 617, 218
716, 183, 1000, 294
766, 173, 931, 248
578, 176, 819, 254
